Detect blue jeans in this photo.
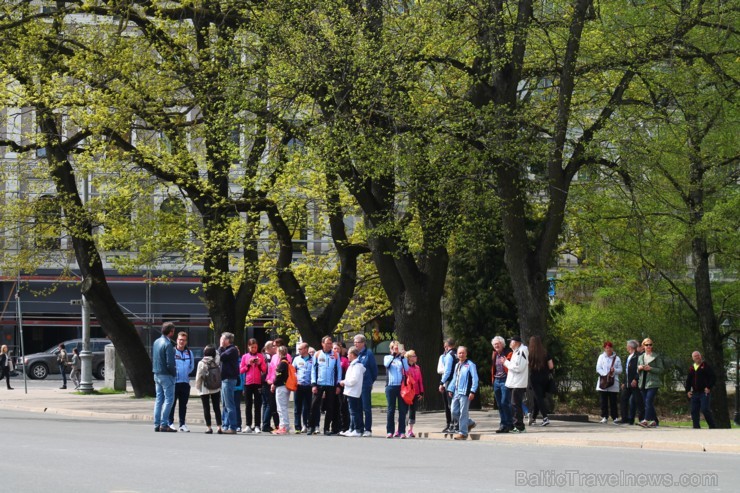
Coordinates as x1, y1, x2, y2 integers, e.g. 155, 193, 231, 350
59, 364, 67, 386
451, 393, 475, 435
361, 383, 373, 432
221, 378, 237, 431
642, 388, 658, 422
494, 379, 513, 428
153, 373, 175, 429
690, 392, 716, 429
385, 385, 408, 435
348, 396, 364, 433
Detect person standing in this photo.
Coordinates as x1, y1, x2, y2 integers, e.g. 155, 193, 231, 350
69, 348, 81, 390
438, 338, 457, 433
240, 338, 266, 433
261, 340, 276, 432
528, 336, 554, 427
265, 338, 290, 431
308, 336, 342, 435
340, 346, 366, 437
218, 332, 240, 434
491, 336, 512, 433
404, 350, 424, 438
384, 340, 410, 438
504, 336, 529, 433
448, 346, 479, 440
195, 345, 222, 434
1, 345, 14, 390
353, 334, 377, 437
168, 332, 194, 432
271, 345, 292, 435
596, 341, 622, 424
292, 342, 313, 433
637, 338, 664, 428
685, 351, 716, 429
333, 342, 350, 434
57, 343, 68, 389
153, 322, 177, 432
620, 340, 644, 425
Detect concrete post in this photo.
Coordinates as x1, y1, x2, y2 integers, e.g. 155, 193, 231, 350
78, 295, 94, 394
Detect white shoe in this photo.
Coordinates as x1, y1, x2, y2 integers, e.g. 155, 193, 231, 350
178, 424, 190, 432
169, 424, 178, 431
254, 427, 262, 434
348, 430, 362, 437
599, 417, 608, 424
301, 426, 307, 434
339, 430, 349, 436
361, 431, 372, 437
236, 427, 242, 433
244, 427, 253, 434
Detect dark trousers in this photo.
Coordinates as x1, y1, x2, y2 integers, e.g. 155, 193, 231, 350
334, 391, 350, 432
261, 382, 279, 431
168, 382, 190, 427
442, 388, 452, 427
200, 393, 222, 428
2, 366, 11, 388
309, 385, 337, 431
294, 385, 312, 429
531, 375, 549, 419
59, 364, 67, 386
348, 396, 364, 433
599, 391, 618, 420
620, 384, 643, 423
244, 384, 262, 428
385, 385, 408, 435
234, 389, 242, 429
691, 392, 716, 429
642, 388, 659, 423
361, 384, 373, 432
408, 396, 418, 424
511, 387, 526, 430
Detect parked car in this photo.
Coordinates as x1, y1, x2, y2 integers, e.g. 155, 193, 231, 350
189, 347, 203, 377
21, 339, 111, 380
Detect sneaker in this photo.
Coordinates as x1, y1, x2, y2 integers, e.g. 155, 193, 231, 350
400, 433, 407, 439
159, 426, 177, 433
223, 429, 237, 435
495, 427, 511, 434
541, 417, 550, 427
254, 427, 262, 434
525, 413, 531, 425
272, 427, 287, 435
244, 427, 253, 434
301, 426, 308, 434
393, 432, 401, 438
294, 429, 302, 434
361, 431, 372, 437
599, 417, 608, 424
306, 428, 314, 436
339, 430, 349, 436
453, 433, 467, 440
647, 421, 657, 428
613, 418, 622, 425
511, 427, 526, 433
468, 421, 477, 432
179, 424, 190, 432
407, 431, 415, 438
347, 430, 362, 437
386, 433, 393, 439
205, 428, 213, 434
236, 427, 242, 433
637, 420, 649, 428
442, 426, 450, 433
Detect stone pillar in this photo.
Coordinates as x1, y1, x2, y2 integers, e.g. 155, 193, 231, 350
104, 345, 127, 391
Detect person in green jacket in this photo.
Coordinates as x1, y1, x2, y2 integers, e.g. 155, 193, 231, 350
637, 338, 664, 428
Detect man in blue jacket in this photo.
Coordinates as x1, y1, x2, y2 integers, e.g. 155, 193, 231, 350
354, 334, 378, 437
218, 332, 240, 434
448, 346, 479, 440
153, 322, 177, 432
308, 336, 342, 435
168, 331, 194, 432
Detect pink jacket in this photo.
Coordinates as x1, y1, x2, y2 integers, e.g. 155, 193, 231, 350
267, 352, 292, 384
407, 364, 424, 395
240, 352, 266, 386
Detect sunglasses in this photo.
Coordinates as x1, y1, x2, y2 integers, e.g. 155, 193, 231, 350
643, 344, 653, 346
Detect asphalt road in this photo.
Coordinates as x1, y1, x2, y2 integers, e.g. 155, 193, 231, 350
0, 410, 737, 493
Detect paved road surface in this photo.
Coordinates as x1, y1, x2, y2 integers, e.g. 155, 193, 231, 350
1, 410, 738, 492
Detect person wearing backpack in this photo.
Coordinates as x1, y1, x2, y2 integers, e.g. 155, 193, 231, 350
271, 345, 292, 435
195, 345, 222, 434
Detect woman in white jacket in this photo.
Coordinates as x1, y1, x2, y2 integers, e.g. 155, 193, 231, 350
504, 336, 529, 432
596, 341, 622, 424
340, 347, 366, 437
195, 345, 223, 434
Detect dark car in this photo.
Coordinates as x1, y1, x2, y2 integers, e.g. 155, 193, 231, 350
21, 339, 111, 380
189, 347, 203, 377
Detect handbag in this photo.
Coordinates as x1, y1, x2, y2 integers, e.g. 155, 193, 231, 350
598, 356, 616, 390
400, 372, 416, 405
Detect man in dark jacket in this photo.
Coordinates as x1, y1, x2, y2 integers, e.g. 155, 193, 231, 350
685, 351, 716, 429
218, 332, 240, 434
620, 340, 644, 425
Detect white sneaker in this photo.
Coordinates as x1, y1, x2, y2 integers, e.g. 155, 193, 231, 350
301, 426, 307, 434
348, 430, 362, 437
169, 424, 178, 431
244, 427, 253, 434
254, 427, 262, 434
361, 431, 372, 437
599, 417, 608, 424
236, 427, 242, 433
339, 430, 348, 436
178, 424, 190, 432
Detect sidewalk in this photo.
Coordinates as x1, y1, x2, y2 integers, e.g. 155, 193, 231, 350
1, 387, 738, 454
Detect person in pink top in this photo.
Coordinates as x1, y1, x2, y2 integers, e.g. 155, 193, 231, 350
404, 350, 425, 438
240, 338, 266, 433
334, 342, 351, 433
265, 338, 292, 431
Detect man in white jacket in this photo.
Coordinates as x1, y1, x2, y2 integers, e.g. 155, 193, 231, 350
504, 336, 529, 433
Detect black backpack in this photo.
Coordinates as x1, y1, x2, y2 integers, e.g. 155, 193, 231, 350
203, 360, 222, 390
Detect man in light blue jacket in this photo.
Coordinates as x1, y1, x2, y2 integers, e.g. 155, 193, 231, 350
152, 322, 176, 432
448, 346, 479, 440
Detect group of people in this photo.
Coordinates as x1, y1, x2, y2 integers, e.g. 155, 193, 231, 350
56, 344, 82, 390
151, 324, 382, 437
596, 338, 717, 429
150, 322, 719, 439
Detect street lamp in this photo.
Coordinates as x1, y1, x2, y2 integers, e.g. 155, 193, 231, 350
722, 318, 739, 426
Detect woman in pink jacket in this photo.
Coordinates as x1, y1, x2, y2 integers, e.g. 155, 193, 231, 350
240, 338, 266, 433
405, 350, 425, 437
